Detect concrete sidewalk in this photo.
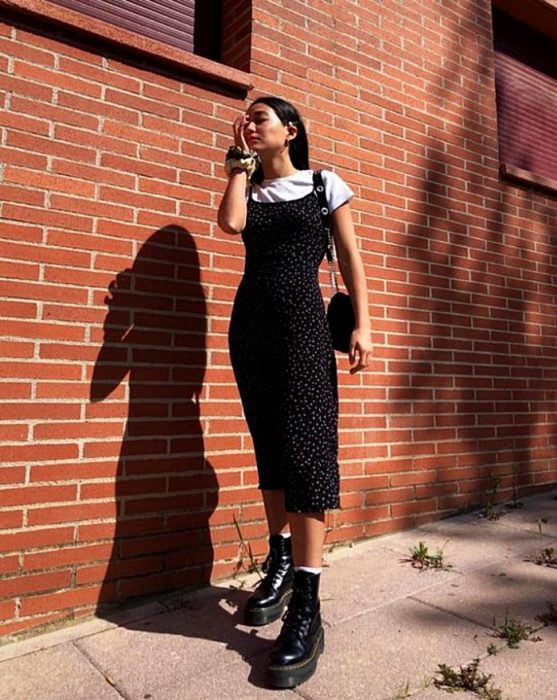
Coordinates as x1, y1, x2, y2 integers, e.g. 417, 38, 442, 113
2, 490, 556, 700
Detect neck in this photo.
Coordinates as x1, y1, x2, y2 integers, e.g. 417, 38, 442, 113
260, 153, 298, 180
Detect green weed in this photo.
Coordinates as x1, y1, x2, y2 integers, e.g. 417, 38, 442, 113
408, 540, 452, 571
232, 514, 262, 584
491, 615, 537, 649
531, 518, 557, 568
434, 658, 502, 699
480, 477, 506, 520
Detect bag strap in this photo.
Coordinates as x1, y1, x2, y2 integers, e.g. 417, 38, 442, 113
313, 170, 339, 296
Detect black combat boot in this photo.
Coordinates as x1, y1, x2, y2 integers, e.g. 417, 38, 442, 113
266, 569, 324, 688
244, 534, 293, 626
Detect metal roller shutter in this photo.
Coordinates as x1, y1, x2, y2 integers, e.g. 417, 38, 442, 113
493, 8, 557, 182
49, 0, 197, 53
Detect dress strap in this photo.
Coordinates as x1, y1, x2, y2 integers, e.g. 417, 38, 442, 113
313, 170, 339, 296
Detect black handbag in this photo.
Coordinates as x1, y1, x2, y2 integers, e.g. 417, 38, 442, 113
313, 171, 355, 353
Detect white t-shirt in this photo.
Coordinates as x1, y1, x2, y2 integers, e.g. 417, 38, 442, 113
249, 169, 354, 213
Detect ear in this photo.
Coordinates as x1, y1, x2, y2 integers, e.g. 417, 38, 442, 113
286, 121, 298, 141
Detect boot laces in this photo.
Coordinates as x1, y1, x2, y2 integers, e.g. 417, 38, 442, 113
280, 591, 313, 640
261, 551, 272, 575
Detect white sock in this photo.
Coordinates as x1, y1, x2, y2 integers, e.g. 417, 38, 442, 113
294, 566, 322, 575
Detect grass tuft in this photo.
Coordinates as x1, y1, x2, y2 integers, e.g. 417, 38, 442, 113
434, 658, 502, 699
408, 540, 452, 571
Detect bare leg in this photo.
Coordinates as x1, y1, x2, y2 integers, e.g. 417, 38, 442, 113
262, 489, 289, 535
287, 512, 325, 568
266, 510, 325, 686
244, 490, 292, 627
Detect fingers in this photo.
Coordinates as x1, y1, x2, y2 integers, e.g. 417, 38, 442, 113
349, 345, 372, 374
233, 114, 249, 150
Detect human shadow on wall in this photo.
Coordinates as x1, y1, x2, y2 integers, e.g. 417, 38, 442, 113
90, 225, 219, 609
91, 226, 222, 603
89, 224, 270, 685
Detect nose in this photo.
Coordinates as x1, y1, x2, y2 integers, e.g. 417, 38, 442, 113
244, 119, 256, 133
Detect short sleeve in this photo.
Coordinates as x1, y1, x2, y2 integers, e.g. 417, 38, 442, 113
321, 170, 354, 213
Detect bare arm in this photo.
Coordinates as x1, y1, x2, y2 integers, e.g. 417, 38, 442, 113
217, 169, 248, 234
217, 114, 250, 235
331, 201, 373, 372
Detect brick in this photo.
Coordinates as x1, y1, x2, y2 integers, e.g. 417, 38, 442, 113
391, 499, 438, 518
58, 57, 140, 93
0, 466, 25, 485
28, 501, 117, 526
0, 255, 40, 280
0, 221, 43, 243
100, 518, 166, 543
4, 166, 96, 197
32, 419, 125, 441
42, 265, 115, 289
6, 129, 96, 164
116, 570, 196, 600
0, 510, 24, 529
0, 110, 50, 136
0, 36, 55, 66
54, 124, 138, 157
2, 402, 82, 422
98, 185, 176, 214
36, 378, 95, 401
0, 73, 53, 101
0, 441, 79, 465
0, 299, 37, 319
45, 228, 132, 256
0, 239, 90, 268
0, 360, 82, 380
30, 460, 117, 483
0, 526, 74, 554
10, 95, 99, 130
0, 570, 72, 598
0, 610, 71, 639
14, 60, 102, 97
99, 152, 176, 181
0, 382, 32, 400
57, 91, 140, 125
2, 203, 94, 232
75, 556, 161, 585
20, 586, 101, 616
103, 119, 179, 151
0, 600, 16, 623
0, 484, 77, 507
24, 543, 114, 572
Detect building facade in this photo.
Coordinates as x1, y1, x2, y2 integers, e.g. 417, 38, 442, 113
1, 0, 556, 639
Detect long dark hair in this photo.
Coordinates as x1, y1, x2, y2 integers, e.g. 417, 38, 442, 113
249, 96, 310, 184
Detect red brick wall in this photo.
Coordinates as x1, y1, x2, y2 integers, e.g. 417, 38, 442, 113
221, 0, 252, 71
1, 0, 556, 639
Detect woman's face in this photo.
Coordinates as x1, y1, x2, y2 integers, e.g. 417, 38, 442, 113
243, 103, 291, 153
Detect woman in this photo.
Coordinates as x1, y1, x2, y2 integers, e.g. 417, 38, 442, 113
217, 96, 372, 688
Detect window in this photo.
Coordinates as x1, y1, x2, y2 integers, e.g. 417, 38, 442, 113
49, 0, 221, 61
492, 5, 557, 190
4, 0, 252, 90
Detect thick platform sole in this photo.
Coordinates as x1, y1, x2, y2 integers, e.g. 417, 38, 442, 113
266, 627, 325, 688
243, 588, 293, 626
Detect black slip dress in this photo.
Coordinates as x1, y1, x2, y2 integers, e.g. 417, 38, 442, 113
228, 172, 340, 513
